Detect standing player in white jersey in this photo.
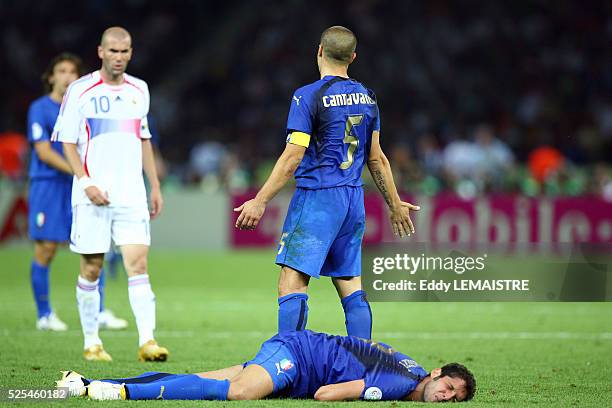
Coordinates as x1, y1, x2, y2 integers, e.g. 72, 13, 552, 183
52, 26, 168, 362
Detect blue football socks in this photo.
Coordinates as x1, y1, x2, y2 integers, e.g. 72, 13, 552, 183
98, 371, 170, 385
31, 261, 51, 318
278, 293, 309, 332
341, 290, 372, 339
102, 373, 230, 400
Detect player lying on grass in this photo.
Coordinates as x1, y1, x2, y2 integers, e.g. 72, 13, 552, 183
58, 330, 475, 402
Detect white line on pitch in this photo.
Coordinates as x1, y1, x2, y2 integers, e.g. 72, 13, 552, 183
1, 330, 611, 340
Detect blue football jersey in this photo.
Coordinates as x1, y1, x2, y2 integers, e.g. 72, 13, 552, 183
27, 95, 70, 180
277, 330, 427, 400
286, 75, 380, 189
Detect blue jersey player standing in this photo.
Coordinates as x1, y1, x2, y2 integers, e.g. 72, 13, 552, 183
27, 53, 127, 331
58, 330, 475, 402
27, 53, 81, 331
234, 26, 420, 338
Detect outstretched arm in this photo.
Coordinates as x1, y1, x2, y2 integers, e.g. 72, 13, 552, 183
314, 379, 365, 401
367, 131, 419, 237
234, 143, 305, 230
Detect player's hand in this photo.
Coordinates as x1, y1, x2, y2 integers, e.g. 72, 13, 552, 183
85, 186, 110, 206
149, 186, 163, 219
388, 201, 420, 237
234, 198, 266, 230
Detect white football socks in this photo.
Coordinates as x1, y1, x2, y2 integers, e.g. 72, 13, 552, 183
76, 276, 102, 349
128, 274, 156, 346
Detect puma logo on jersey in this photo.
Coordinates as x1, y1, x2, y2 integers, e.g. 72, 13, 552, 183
293, 95, 302, 106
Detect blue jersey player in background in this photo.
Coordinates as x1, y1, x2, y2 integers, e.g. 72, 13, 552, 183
58, 330, 475, 402
27, 53, 127, 331
27, 53, 81, 331
234, 26, 420, 338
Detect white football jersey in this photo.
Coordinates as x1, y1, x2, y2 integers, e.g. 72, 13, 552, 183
52, 70, 152, 207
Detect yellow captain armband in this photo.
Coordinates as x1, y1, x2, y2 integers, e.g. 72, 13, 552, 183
287, 131, 311, 148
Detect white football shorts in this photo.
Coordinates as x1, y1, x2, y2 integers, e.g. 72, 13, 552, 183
70, 204, 150, 254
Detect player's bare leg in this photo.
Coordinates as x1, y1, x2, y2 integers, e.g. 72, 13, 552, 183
34, 240, 59, 266
80, 253, 104, 281
278, 266, 310, 297
32, 240, 68, 331
226, 364, 274, 400
332, 276, 362, 298
76, 364, 272, 400
120, 244, 150, 278
77, 253, 111, 361
120, 244, 168, 361
196, 365, 244, 380
333, 276, 372, 339
277, 266, 310, 332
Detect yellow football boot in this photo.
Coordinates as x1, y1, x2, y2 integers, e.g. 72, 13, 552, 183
138, 340, 169, 362
83, 345, 112, 362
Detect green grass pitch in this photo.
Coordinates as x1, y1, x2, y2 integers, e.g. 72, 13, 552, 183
0, 246, 611, 406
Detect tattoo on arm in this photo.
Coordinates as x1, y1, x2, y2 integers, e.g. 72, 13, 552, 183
372, 168, 392, 206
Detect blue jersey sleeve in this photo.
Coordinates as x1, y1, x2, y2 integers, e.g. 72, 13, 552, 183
27, 102, 51, 143
286, 88, 316, 136
360, 349, 424, 401
362, 370, 416, 401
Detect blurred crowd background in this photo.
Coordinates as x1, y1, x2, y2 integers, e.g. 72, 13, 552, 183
1, 0, 611, 199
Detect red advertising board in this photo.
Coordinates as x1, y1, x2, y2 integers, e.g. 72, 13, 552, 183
230, 192, 612, 248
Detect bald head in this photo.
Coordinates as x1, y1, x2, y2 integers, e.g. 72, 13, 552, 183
100, 26, 131, 47
98, 26, 133, 83
320, 26, 357, 65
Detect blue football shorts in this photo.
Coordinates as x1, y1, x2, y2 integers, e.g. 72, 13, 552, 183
28, 178, 72, 242
244, 337, 298, 394
275, 185, 365, 278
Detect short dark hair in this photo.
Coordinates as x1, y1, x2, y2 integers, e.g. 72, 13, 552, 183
320, 26, 357, 64
41, 53, 83, 93
440, 363, 476, 401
